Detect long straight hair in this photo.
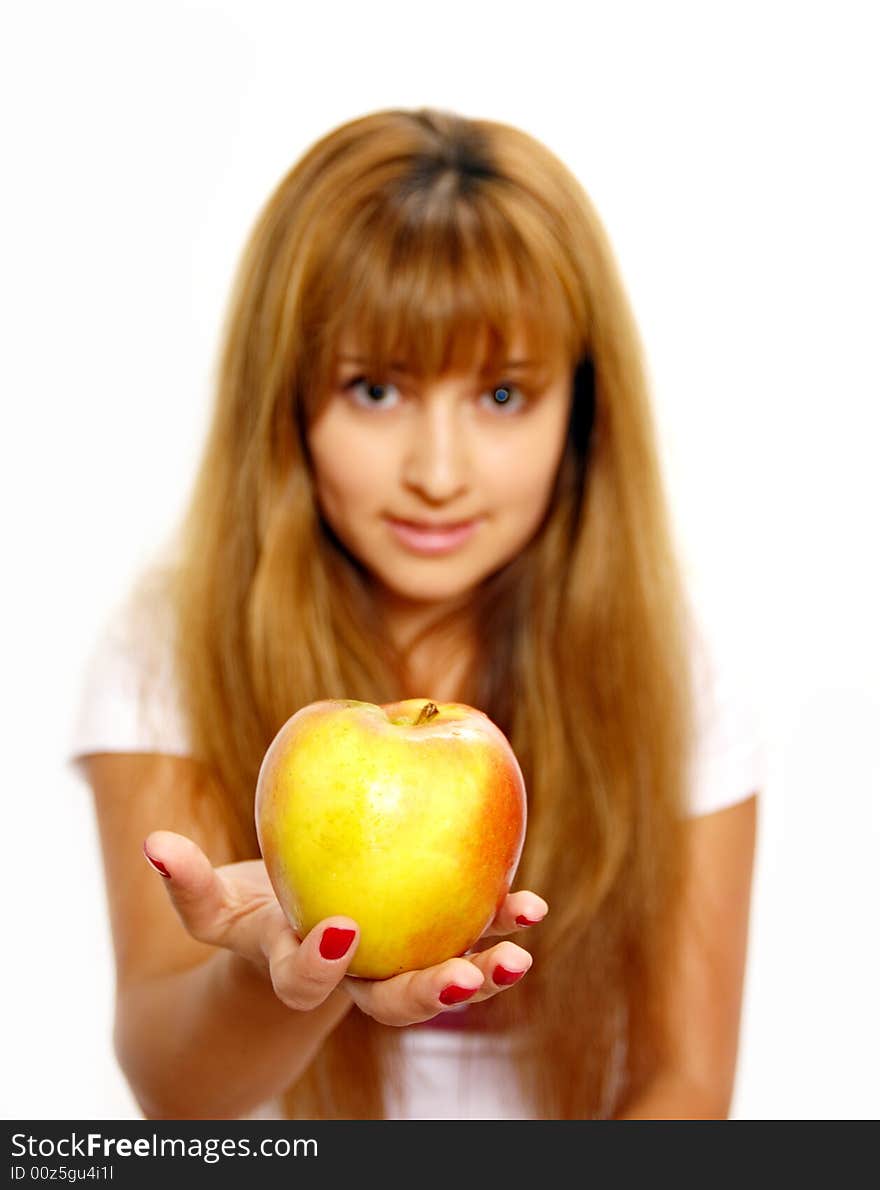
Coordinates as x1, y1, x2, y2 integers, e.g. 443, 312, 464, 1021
143, 107, 697, 1118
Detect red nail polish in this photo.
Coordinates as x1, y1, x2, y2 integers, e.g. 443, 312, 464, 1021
439, 984, 477, 1006
320, 927, 356, 960
493, 964, 526, 986
515, 914, 541, 926
143, 842, 171, 878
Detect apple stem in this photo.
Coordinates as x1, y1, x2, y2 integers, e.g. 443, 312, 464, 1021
415, 701, 439, 726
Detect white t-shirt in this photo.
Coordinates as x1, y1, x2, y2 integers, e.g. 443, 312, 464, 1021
66, 582, 768, 1120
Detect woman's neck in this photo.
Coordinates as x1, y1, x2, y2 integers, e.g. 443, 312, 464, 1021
379, 594, 477, 705
401, 642, 474, 704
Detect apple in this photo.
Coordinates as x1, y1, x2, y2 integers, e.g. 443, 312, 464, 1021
254, 698, 527, 979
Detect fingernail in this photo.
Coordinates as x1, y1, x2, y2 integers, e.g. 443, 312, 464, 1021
493, 964, 526, 986
319, 927, 356, 960
515, 914, 542, 926
143, 841, 171, 878
439, 984, 477, 1006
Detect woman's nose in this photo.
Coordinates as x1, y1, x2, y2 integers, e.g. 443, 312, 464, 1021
400, 401, 470, 503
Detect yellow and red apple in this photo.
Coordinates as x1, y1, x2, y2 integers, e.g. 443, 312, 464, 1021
254, 698, 527, 979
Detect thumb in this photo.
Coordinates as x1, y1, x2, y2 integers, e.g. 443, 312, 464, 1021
143, 830, 230, 946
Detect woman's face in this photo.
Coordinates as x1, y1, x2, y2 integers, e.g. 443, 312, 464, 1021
306, 327, 574, 621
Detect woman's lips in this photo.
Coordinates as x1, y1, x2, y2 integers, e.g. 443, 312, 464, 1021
386, 516, 482, 555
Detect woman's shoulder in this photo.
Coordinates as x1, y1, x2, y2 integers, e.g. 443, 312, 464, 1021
685, 581, 770, 818
66, 566, 194, 770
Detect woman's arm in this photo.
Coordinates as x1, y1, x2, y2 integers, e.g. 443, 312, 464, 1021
613, 794, 759, 1120
84, 751, 539, 1118
83, 752, 355, 1119
117, 946, 353, 1119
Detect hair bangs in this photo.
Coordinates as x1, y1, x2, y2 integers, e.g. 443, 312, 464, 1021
306, 187, 579, 405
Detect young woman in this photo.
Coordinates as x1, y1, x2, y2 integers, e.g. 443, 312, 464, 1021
68, 106, 765, 1120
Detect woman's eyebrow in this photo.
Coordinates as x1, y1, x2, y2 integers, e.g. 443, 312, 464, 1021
336, 354, 539, 372
337, 355, 410, 370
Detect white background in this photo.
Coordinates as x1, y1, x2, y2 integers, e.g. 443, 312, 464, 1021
2, 0, 877, 1120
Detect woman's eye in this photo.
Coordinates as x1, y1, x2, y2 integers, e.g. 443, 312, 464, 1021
340, 375, 528, 413
481, 382, 527, 413
343, 376, 401, 408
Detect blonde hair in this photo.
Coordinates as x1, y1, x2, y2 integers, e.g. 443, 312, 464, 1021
146, 106, 696, 1118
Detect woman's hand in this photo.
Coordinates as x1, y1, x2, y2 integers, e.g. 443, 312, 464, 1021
340, 888, 548, 1026
143, 830, 547, 1028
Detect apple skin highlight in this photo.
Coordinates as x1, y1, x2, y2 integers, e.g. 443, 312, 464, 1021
255, 699, 527, 979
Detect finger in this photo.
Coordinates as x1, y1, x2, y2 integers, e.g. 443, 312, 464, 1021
480, 890, 549, 938
342, 956, 485, 1028
142, 829, 244, 950
266, 916, 361, 1012
460, 939, 533, 1002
